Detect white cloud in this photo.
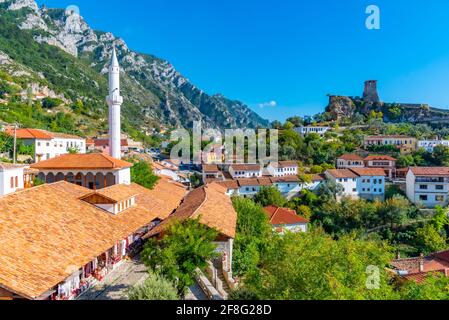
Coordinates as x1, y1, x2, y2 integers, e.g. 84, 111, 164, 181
257, 100, 277, 108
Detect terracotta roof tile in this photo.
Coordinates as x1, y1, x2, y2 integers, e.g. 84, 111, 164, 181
30, 153, 132, 170
270, 161, 298, 168
270, 176, 300, 183
90, 184, 139, 203
202, 165, 220, 173
230, 164, 262, 171
0, 179, 186, 299
264, 206, 309, 225
409, 167, 449, 177
364, 155, 396, 161
5, 128, 83, 140
215, 180, 239, 189
145, 183, 237, 239
0, 162, 26, 172
5, 128, 52, 140
94, 139, 128, 147
326, 169, 358, 179
338, 154, 364, 161
349, 167, 387, 177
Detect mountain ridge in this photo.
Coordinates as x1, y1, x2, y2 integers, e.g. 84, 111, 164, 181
0, 0, 268, 141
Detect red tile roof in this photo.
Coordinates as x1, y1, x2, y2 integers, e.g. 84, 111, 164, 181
0, 179, 185, 299
144, 183, 237, 238
391, 249, 449, 283
5, 128, 53, 140
264, 206, 309, 226
326, 169, 358, 179
30, 153, 132, 170
202, 164, 220, 173
338, 154, 364, 161
94, 139, 128, 147
230, 164, 262, 171
364, 155, 396, 161
409, 167, 449, 177
349, 167, 387, 177
269, 161, 299, 168
5, 128, 83, 140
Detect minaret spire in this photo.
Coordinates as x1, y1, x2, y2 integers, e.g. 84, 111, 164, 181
107, 46, 123, 159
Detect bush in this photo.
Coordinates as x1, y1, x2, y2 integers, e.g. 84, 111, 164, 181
141, 219, 218, 296
42, 97, 63, 109
131, 161, 159, 189
128, 272, 179, 300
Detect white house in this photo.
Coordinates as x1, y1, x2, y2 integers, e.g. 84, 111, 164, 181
295, 126, 330, 137
350, 167, 386, 201
229, 164, 262, 179
336, 154, 365, 169
325, 168, 386, 201
6, 128, 86, 163
264, 206, 309, 233
31, 153, 132, 190
406, 167, 449, 208
0, 163, 25, 196
266, 161, 298, 177
153, 161, 190, 184
325, 169, 358, 200
202, 164, 224, 183
417, 140, 449, 153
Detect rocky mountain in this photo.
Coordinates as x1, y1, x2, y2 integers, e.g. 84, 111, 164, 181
0, 0, 268, 139
326, 81, 449, 126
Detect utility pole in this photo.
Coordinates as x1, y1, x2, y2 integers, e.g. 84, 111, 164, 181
13, 123, 17, 164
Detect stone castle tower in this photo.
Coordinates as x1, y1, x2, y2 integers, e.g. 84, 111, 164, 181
106, 48, 123, 160
363, 80, 380, 104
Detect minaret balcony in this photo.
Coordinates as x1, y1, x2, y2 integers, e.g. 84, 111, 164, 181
107, 95, 123, 105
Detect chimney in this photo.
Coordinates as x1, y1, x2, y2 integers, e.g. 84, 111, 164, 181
396, 252, 401, 260
445, 269, 449, 277
419, 254, 425, 273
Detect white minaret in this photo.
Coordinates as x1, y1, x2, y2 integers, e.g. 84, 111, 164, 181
107, 47, 123, 159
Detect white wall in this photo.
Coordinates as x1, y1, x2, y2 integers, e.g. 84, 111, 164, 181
0, 167, 24, 196
229, 167, 262, 179
406, 171, 449, 208
34, 138, 86, 162
115, 168, 131, 185
267, 165, 298, 177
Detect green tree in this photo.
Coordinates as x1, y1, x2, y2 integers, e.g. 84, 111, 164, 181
42, 97, 63, 109
399, 274, 449, 300
128, 272, 179, 300
415, 224, 447, 255
432, 145, 449, 166
141, 219, 218, 296
241, 229, 397, 300
232, 197, 272, 276
131, 161, 160, 189
253, 186, 286, 207
377, 195, 411, 229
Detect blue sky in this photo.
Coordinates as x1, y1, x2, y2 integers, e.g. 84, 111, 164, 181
37, 0, 449, 122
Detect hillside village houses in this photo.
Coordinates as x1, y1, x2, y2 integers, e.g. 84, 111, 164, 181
417, 139, 449, 152
325, 168, 386, 201
4, 127, 86, 162
337, 154, 365, 169
229, 164, 263, 179
364, 135, 417, 154
264, 205, 309, 233
295, 126, 331, 137
337, 154, 397, 179
406, 167, 449, 208
0, 49, 238, 300
266, 161, 299, 177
